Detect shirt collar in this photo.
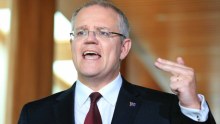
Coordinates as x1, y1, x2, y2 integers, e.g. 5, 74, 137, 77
99, 74, 122, 106
75, 73, 122, 107
75, 80, 93, 108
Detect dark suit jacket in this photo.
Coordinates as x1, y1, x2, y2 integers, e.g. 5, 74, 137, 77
18, 78, 216, 124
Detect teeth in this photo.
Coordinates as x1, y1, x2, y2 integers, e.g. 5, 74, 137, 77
83, 51, 98, 56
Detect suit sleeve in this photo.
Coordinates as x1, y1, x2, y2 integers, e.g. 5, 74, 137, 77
18, 104, 29, 124
170, 96, 216, 124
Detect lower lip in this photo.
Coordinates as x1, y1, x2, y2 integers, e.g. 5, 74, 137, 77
83, 55, 101, 60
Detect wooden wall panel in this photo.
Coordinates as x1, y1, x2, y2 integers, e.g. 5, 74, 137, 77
7, 0, 56, 124
126, 51, 161, 91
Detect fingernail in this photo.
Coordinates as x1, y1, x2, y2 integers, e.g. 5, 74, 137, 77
158, 58, 162, 62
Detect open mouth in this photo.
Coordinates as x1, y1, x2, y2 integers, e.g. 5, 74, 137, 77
83, 51, 101, 60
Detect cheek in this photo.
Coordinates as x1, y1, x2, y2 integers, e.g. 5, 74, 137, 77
105, 43, 121, 61
114, 43, 123, 57
71, 43, 80, 61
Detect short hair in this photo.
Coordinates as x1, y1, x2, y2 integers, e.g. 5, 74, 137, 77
71, 0, 130, 38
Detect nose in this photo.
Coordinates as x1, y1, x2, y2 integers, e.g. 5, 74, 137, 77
85, 31, 98, 44
88, 31, 96, 38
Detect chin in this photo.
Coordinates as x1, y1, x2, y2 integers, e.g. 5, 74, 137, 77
79, 71, 100, 78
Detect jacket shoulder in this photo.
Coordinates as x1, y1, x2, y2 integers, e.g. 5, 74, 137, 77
23, 87, 73, 110
122, 79, 178, 104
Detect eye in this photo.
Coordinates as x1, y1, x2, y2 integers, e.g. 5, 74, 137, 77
98, 30, 110, 37
75, 30, 87, 37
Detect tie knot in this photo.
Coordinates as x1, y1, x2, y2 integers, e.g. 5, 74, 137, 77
90, 92, 102, 103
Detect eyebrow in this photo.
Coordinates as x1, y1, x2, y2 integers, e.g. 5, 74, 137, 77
75, 25, 111, 31
96, 26, 110, 31
74, 25, 88, 30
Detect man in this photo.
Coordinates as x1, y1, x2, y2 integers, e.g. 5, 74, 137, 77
18, 0, 216, 124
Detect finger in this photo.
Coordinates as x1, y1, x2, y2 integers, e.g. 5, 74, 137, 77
177, 57, 185, 65
170, 76, 180, 94
155, 61, 188, 76
156, 58, 188, 69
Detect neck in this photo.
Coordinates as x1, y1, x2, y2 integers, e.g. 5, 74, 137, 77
78, 72, 120, 91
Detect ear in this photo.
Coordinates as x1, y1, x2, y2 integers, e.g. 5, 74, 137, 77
120, 38, 132, 60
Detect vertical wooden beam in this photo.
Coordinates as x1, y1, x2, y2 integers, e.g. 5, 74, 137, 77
7, 0, 55, 123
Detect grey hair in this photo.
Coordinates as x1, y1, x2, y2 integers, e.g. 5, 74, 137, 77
71, 0, 130, 38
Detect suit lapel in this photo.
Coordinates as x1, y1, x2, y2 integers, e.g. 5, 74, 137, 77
111, 78, 142, 124
52, 79, 142, 124
53, 83, 76, 124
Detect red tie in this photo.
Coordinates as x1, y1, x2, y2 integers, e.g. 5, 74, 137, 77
84, 92, 102, 124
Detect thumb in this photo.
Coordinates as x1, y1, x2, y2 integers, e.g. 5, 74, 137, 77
177, 57, 185, 65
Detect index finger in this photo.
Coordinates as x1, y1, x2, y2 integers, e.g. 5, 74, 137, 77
156, 58, 188, 69
154, 58, 188, 75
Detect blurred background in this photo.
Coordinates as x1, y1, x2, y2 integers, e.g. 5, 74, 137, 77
0, 0, 219, 123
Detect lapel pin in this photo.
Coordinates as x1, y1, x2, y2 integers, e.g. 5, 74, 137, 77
129, 102, 136, 107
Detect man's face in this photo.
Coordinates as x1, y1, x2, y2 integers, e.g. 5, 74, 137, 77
71, 5, 131, 83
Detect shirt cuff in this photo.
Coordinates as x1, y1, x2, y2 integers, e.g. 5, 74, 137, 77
179, 94, 209, 122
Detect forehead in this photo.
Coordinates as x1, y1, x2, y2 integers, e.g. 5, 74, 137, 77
74, 5, 120, 30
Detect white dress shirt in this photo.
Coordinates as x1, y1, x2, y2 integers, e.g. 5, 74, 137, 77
74, 74, 122, 124
179, 94, 209, 122
74, 74, 209, 124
